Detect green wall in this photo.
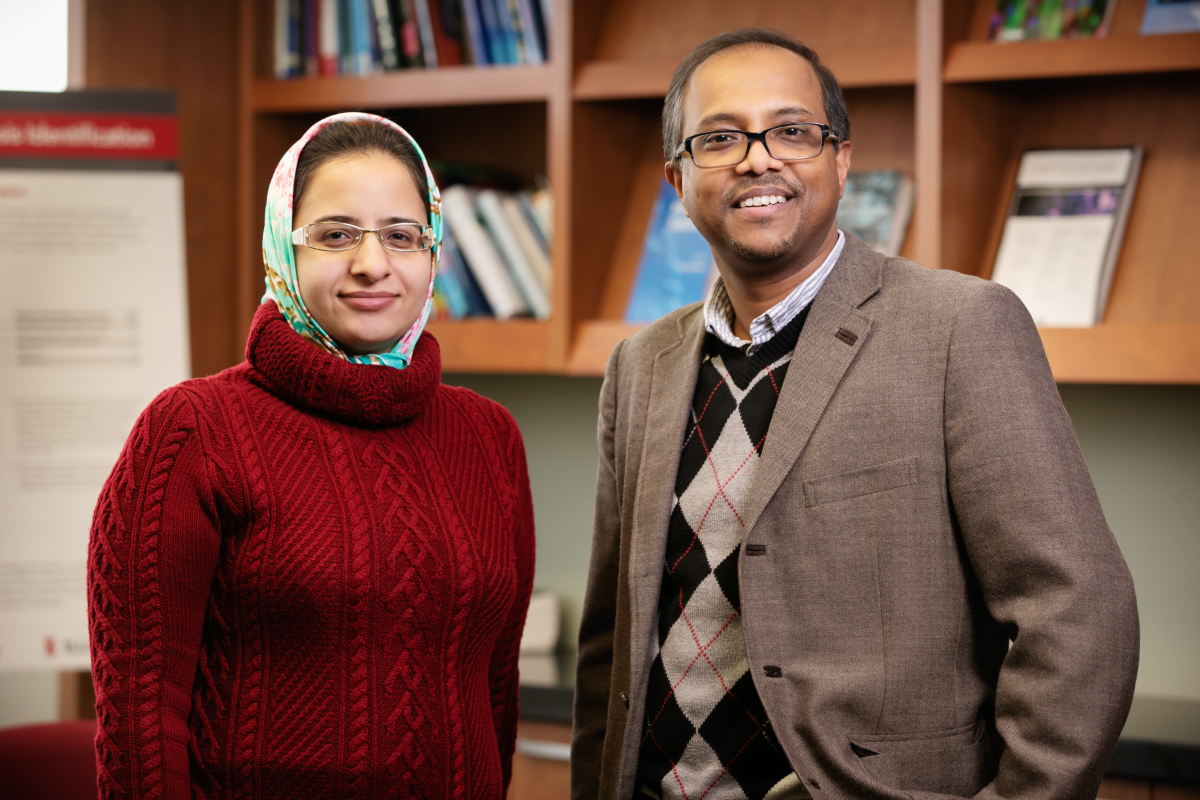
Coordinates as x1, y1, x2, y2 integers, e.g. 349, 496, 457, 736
447, 375, 1200, 713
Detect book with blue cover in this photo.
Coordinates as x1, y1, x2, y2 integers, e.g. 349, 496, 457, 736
624, 180, 716, 324
1141, 0, 1200, 33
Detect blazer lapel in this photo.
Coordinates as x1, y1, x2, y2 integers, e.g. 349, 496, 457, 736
627, 308, 706, 693
741, 237, 884, 535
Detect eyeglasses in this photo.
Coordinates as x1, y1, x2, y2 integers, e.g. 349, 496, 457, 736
291, 222, 434, 253
676, 123, 840, 169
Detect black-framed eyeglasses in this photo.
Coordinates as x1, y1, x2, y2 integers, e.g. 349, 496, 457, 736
676, 123, 840, 169
291, 221, 434, 253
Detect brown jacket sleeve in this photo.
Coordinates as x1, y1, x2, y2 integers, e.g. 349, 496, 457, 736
944, 281, 1139, 800
572, 339, 625, 800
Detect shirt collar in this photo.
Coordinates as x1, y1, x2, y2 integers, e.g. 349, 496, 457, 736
704, 230, 845, 353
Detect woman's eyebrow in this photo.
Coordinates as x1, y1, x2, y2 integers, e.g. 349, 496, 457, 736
311, 215, 425, 225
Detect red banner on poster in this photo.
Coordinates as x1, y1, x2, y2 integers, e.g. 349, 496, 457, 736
0, 112, 177, 160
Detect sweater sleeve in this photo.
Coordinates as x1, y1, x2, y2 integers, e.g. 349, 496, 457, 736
944, 281, 1139, 800
88, 389, 222, 800
488, 409, 536, 792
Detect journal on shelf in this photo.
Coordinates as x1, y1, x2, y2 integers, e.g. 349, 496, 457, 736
624, 179, 717, 324
989, 147, 1142, 328
275, 0, 551, 78
1140, 0, 1200, 33
836, 169, 914, 258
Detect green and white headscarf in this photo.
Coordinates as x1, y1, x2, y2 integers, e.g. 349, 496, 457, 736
261, 112, 442, 369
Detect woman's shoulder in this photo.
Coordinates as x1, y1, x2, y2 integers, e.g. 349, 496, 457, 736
133, 363, 255, 440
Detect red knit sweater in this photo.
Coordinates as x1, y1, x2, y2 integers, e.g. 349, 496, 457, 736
87, 303, 535, 799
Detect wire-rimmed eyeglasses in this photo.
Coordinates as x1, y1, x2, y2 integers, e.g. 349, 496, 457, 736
291, 221, 434, 253
676, 123, 840, 169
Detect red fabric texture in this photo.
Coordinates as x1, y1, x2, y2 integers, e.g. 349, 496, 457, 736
87, 302, 535, 799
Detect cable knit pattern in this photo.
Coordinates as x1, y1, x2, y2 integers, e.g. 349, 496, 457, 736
87, 301, 535, 800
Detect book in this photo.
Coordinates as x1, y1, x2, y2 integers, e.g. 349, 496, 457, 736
442, 226, 494, 316
458, 0, 489, 64
428, 0, 465, 66
303, 0, 320, 75
988, 0, 1113, 42
275, 0, 303, 77
370, 0, 400, 70
441, 185, 528, 319
1141, 0, 1200, 33
347, 0, 375, 74
476, 0, 507, 64
516, 192, 549, 253
503, 0, 531, 64
500, 193, 552, 292
624, 179, 717, 324
395, 0, 425, 67
412, 0, 440, 68
990, 147, 1142, 328
520, 0, 549, 61
836, 170, 914, 257
338, 0, 354, 74
476, 189, 551, 319
318, 0, 341, 75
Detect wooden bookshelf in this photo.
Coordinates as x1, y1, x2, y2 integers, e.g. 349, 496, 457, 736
235, 0, 1200, 384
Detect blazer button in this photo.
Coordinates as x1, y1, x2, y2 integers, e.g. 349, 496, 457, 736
620, 692, 630, 709
763, 665, 783, 678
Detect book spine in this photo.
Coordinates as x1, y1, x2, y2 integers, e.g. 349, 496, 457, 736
412, 0, 440, 68
475, 0, 506, 64
496, 0, 523, 63
428, 0, 464, 66
441, 186, 526, 318
501, 194, 552, 290
339, 0, 354, 74
1096, 147, 1143, 320
304, 0, 320, 75
371, 0, 401, 69
517, 0, 547, 63
516, 192, 549, 252
443, 227, 494, 316
397, 0, 425, 67
349, 0, 374, 74
457, 0, 488, 65
477, 190, 550, 319
318, 0, 341, 75
433, 257, 469, 318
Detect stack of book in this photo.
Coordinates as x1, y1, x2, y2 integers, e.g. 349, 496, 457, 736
274, 0, 551, 78
433, 184, 552, 321
987, 0, 1113, 42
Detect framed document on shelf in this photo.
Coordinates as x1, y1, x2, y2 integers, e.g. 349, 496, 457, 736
989, 147, 1142, 328
0, 90, 189, 671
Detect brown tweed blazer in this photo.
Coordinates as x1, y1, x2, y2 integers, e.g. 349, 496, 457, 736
572, 235, 1139, 800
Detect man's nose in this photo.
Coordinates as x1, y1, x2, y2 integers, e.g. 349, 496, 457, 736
737, 138, 782, 175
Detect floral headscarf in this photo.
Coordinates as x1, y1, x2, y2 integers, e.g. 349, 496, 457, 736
261, 112, 442, 369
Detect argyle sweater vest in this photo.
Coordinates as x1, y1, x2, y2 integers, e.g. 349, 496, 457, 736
637, 306, 810, 800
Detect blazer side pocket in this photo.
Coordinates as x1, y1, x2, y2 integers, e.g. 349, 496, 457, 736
803, 457, 918, 508
847, 721, 995, 798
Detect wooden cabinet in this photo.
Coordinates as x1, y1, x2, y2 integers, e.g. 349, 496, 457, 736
237, 0, 1200, 382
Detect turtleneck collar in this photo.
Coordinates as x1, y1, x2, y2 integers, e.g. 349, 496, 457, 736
244, 302, 441, 428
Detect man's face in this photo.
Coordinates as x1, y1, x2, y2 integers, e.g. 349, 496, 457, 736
669, 45, 851, 269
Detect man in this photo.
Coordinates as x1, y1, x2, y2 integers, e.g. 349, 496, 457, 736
572, 28, 1138, 800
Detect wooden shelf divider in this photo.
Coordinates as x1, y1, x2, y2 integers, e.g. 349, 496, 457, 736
252, 65, 554, 112
944, 33, 1200, 83
427, 319, 558, 374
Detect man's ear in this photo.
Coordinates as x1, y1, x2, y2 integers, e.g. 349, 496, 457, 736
835, 141, 853, 199
664, 160, 689, 217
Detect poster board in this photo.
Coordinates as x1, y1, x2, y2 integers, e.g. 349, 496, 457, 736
0, 90, 189, 671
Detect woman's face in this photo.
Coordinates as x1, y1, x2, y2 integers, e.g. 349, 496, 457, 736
293, 152, 431, 356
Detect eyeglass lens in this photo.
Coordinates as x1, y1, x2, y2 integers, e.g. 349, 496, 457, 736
691, 124, 826, 168
306, 222, 430, 252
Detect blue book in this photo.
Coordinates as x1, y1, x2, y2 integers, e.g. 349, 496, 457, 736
475, 0, 506, 64
458, 0, 489, 65
348, 0, 374, 74
493, 0, 522, 63
624, 180, 715, 324
443, 226, 494, 316
1141, 0, 1200, 33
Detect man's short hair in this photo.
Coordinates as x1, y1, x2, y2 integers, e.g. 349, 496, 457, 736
662, 28, 851, 163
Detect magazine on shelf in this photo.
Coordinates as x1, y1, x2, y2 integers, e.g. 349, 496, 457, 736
1140, 0, 1200, 33
624, 179, 717, 324
989, 147, 1142, 328
836, 170, 914, 257
988, 0, 1113, 41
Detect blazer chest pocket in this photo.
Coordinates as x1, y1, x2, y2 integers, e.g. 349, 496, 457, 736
803, 457, 918, 507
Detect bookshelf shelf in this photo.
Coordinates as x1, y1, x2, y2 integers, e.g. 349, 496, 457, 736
944, 34, 1200, 83
233, 0, 1199, 383
573, 48, 917, 100
252, 66, 555, 112
427, 318, 558, 374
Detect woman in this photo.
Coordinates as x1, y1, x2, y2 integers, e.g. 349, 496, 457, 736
87, 113, 535, 799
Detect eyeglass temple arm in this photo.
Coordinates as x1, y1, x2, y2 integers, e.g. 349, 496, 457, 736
290, 227, 306, 246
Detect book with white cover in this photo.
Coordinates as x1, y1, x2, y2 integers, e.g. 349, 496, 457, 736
990, 148, 1142, 327
500, 193, 552, 290
476, 189, 551, 320
440, 185, 527, 319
